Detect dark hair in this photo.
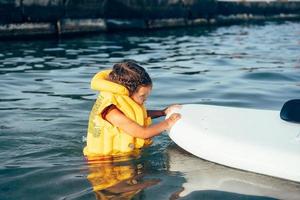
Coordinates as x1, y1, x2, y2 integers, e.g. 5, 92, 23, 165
108, 61, 152, 95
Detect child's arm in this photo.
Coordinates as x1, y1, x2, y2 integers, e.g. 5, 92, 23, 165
147, 110, 165, 119
147, 104, 182, 119
105, 108, 181, 139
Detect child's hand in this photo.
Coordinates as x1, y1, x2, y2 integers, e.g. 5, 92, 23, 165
166, 113, 181, 129
163, 104, 182, 116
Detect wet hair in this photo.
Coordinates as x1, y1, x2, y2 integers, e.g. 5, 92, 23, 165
108, 61, 152, 95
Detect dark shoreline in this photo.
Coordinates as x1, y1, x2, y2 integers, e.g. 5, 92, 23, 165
1, 0, 299, 40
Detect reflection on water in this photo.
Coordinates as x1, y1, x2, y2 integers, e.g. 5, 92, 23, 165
0, 21, 300, 200
167, 145, 300, 200
86, 156, 160, 200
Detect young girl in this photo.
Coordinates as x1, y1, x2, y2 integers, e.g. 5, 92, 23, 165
83, 61, 181, 157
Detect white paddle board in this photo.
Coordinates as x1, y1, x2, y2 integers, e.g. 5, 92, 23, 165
167, 104, 300, 182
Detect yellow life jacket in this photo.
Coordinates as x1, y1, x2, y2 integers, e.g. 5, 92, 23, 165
83, 70, 152, 156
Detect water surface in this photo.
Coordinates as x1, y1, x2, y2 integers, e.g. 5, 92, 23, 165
0, 21, 300, 200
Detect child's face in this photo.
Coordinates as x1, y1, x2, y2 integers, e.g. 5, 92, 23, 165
131, 85, 152, 105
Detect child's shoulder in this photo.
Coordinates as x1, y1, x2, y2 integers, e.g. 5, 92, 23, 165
102, 104, 118, 119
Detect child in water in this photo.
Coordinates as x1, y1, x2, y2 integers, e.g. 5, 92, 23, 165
83, 61, 181, 157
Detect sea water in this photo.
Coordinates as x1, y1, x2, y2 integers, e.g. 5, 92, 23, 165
0, 21, 300, 200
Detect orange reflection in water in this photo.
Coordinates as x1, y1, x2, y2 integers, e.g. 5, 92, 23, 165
85, 154, 160, 200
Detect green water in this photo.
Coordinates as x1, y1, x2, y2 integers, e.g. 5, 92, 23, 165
0, 21, 300, 200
